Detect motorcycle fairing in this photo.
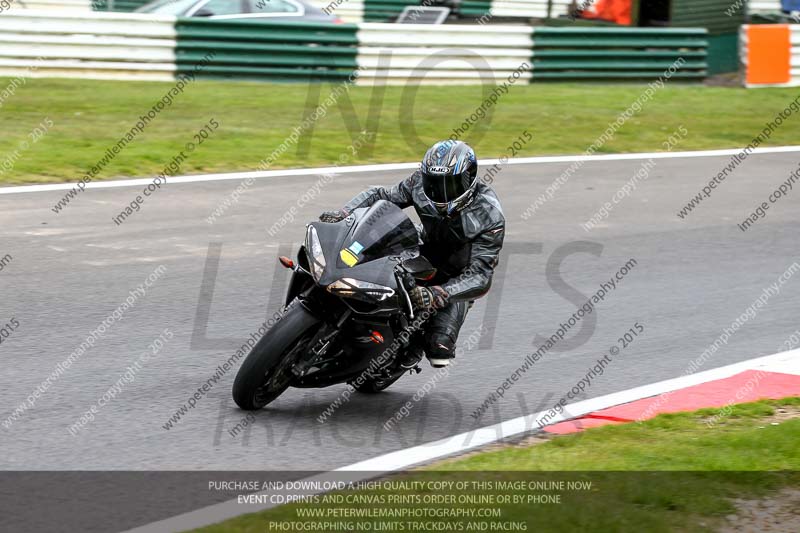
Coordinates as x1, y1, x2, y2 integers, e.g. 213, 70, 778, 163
339, 200, 419, 267
308, 200, 421, 306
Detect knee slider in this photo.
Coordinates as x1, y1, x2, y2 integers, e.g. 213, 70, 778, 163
426, 331, 455, 357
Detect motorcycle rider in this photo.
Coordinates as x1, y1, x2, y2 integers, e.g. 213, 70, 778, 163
319, 140, 505, 368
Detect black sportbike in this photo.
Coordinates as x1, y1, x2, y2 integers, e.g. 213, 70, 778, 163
232, 200, 437, 410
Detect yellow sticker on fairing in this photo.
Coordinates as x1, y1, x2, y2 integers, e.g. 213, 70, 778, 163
340, 249, 359, 267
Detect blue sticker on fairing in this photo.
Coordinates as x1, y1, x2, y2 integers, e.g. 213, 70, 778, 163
348, 241, 364, 254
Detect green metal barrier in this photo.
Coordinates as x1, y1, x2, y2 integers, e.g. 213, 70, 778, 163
530, 27, 708, 80
705, 32, 738, 75
92, 0, 151, 12
668, 0, 740, 74
669, 0, 743, 35
363, 0, 423, 22
175, 18, 359, 82
458, 0, 492, 18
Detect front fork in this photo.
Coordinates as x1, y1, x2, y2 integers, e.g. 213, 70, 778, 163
396, 269, 417, 320
291, 308, 351, 377
277, 249, 342, 377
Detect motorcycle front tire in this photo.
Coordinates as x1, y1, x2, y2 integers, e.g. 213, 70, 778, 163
232, 301, 320, 410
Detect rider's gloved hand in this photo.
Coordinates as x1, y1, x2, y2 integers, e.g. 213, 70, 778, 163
410, 286, 449, 310
319, 209, 349, 223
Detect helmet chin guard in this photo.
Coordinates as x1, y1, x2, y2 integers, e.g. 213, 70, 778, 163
429, 179, 477, 215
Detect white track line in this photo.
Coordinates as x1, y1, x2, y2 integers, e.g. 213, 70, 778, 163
123, 348, 800, 533
3, 146, 800, 195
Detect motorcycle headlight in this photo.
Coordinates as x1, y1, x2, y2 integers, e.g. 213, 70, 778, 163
327, 278, 395, 302
305, 225, 326, 281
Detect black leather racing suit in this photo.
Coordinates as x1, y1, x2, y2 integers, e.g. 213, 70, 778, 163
343, 171, 505, 361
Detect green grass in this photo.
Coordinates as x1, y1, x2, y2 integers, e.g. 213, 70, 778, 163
442, 397, 800, 471
191, 398, 800, 533
1, 78, 799, 184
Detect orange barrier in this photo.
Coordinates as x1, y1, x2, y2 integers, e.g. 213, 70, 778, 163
744, 24, 792, 86
579, 0, 632, 26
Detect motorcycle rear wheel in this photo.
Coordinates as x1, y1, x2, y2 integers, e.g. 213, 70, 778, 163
232, 302, 320, 410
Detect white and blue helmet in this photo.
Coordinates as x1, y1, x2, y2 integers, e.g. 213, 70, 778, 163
420, 140, 478, 215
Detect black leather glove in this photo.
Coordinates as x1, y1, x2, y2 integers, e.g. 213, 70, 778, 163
410, 286, 449, 310
319, 209, 348, 223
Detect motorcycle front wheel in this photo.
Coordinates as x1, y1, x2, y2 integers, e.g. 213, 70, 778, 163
232, 301, 320, 410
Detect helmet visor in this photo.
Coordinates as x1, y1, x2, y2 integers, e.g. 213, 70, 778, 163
423, 173, 470, 204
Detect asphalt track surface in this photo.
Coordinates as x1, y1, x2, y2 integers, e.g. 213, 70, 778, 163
1, 150, 799, 527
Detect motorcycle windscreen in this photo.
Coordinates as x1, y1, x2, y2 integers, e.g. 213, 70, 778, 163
338, 200, 418, 267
